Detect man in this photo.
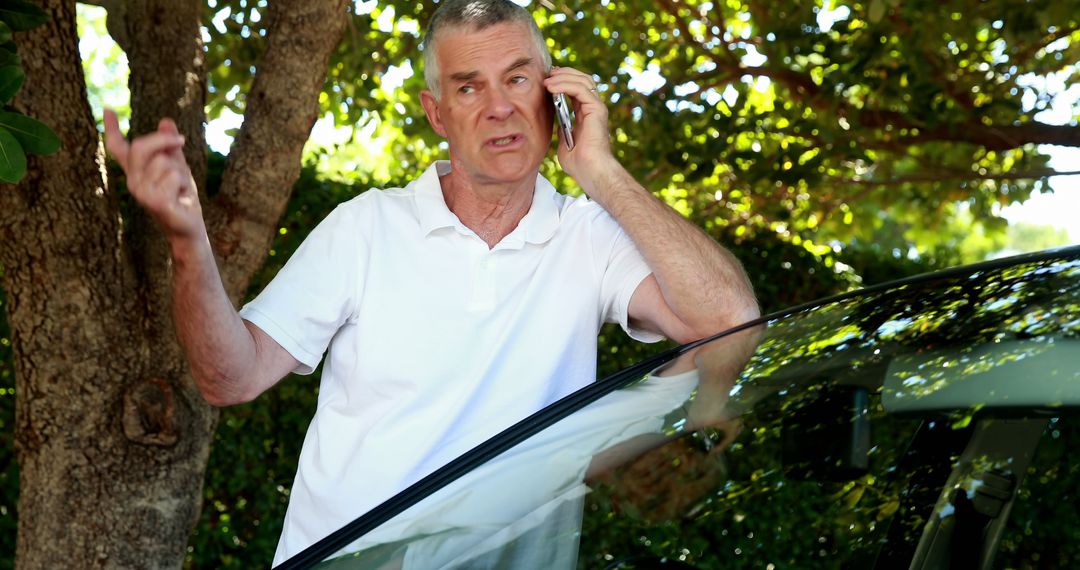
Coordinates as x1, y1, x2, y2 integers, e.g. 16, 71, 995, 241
104, 0, 758, 564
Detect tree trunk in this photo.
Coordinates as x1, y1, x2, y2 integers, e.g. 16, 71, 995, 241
2, 0, 212, 567
0, 0, 346, 567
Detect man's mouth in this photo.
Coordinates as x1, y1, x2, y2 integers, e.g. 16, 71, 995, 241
487, 134, 521, 147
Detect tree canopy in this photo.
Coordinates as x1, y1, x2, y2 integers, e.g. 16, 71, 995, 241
204, 0, 1079, 259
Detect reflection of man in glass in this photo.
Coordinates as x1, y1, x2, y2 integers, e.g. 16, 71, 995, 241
323, 325, 765, 569
104, 0, 758, 564
586, 324, 764, 522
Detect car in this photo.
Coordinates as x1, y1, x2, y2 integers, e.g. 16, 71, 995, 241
276, 244, 1080, 569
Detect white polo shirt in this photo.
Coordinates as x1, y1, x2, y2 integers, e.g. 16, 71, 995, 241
240, 161, 661, 565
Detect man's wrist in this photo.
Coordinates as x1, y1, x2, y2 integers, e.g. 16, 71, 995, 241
168, 226, 213, 267
580, 155, 633, 204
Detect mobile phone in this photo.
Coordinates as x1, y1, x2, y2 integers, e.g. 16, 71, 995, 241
553, 93, 574, 150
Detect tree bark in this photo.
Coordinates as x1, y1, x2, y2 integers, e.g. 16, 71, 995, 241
1, 0, 346, 567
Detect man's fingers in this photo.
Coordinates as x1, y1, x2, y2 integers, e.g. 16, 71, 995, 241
150, 166, 186, 200
544, 73, 604, 111
142, 153, 175, 190
103, 112, 186, 176
128, 131, 186, 176
156, 120, 188, 163
103, 109, 130, 169
158, 118, 179, 137
546, 67, 597, 91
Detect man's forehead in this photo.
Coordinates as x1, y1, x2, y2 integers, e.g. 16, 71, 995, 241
437, 22, 543, 76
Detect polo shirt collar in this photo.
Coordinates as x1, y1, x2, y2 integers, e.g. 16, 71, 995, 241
413, 161, 560, 247
414, 161, 461, 235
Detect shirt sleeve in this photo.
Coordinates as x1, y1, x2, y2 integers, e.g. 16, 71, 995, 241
597, 218, 666, 344
239, 202, 366, 374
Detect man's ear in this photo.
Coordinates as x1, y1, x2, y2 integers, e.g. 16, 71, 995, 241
420, 90, 447, 138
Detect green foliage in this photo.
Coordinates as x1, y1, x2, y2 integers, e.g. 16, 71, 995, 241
1005, 222, 1072, 253
0, 1, 48, 32
0, 0, 59, 183
0, 127, 25, 183
550, 0, 1074, 253
0, 111, 60, 155
0, 65, 24, 103
187, 372, 319, 567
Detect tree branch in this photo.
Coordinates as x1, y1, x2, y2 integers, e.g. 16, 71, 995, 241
856, 113, 1080, 150
79, 0, 131, 53
653, 14, 1079, 152
708, 59, 1080, 149
1013, 24, 1080, 64
208, 0, 348, 302
836, 169, 1080, 187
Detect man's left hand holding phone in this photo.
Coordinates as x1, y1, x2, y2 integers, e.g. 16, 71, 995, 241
544, 66, 616, 196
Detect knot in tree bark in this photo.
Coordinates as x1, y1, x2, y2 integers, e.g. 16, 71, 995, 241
123, 378, 178, 447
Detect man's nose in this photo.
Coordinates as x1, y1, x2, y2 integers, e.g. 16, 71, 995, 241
484, 86, 515, 121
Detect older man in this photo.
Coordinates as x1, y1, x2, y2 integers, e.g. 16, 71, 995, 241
105, 0, 757, 564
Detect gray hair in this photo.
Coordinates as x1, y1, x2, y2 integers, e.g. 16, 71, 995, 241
423, 0, 552, 99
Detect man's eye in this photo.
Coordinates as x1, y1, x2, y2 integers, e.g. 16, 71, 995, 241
459, 85, 474, 94
510, 75, 527, 84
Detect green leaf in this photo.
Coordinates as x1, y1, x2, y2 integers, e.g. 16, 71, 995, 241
0, 65, 24, 103
0, 111, 59, 155
0, 0, 49, 32
0, 46, 18, 68
0, 21, 12, 44
0, 126, 27, 183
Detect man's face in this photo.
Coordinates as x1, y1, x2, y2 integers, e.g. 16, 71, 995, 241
421, 22, 554, 187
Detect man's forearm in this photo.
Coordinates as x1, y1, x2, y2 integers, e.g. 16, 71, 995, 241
585, 158, 759, 337
103, 110, 281, 405
170, 232, 261, 406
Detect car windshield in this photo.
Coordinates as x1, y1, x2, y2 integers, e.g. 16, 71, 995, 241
280, 248, 1080, 569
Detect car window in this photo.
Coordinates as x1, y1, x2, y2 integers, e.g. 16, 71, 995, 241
993, 416, 1080, 569
284, 250, 1080, 570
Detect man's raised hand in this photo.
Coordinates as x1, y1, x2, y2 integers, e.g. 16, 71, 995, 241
542, 67, 621, 202
104, 109, 205, 240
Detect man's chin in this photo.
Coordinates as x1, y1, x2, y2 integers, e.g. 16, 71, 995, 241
476, 160, 544, 184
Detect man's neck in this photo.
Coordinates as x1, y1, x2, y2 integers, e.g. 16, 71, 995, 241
440, 168, 536, 249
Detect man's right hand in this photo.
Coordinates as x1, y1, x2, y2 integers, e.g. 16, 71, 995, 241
104, 109, 204, 239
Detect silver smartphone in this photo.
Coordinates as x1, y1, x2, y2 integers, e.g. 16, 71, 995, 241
553, 93, 574, 150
